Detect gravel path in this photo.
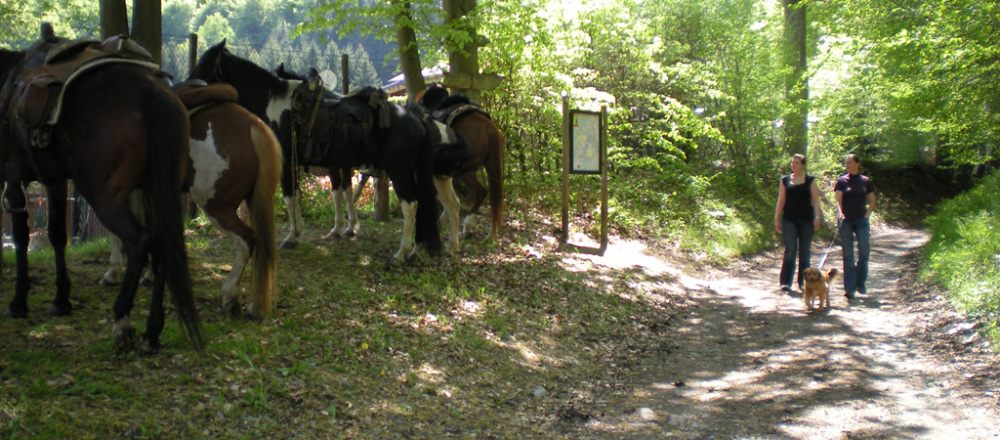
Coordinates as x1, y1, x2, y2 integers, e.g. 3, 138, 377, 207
588, 226, 1000, 439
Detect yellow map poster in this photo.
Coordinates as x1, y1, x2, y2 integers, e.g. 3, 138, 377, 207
570, 110, 601, 174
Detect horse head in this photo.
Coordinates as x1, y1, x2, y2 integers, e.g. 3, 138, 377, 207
189, 39, 229, 83
272, 63, 305, 81
419, 83, 450, 112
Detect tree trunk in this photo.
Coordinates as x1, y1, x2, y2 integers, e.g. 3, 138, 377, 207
132, 0, 163, 63
782, 0, 808, 155
444, 0, 481, 101
392, 0, 425, 104
99, 0, 129, 39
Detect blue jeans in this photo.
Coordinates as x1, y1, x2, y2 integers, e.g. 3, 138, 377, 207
840, 217, 870, 294
781, 217, 814, 289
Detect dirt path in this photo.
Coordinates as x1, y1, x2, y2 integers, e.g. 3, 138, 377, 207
591, 227, 1000, 439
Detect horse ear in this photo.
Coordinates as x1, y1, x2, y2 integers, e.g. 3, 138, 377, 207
41, 22, 58, 43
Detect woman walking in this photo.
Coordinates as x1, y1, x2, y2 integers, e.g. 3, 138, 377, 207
834, 153, 876, 298
774, 153, 822, 293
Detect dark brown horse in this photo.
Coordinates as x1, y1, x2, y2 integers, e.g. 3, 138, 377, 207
417, 83, 505, 240
0, 26, 201, 353
102, 82, 282, 317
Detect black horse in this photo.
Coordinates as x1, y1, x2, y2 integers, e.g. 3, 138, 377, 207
0, 25, 201, 353
191, 41, 474, 261
277, 67, 476, 255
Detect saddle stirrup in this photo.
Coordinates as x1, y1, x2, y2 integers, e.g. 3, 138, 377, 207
1, 182, 30, 213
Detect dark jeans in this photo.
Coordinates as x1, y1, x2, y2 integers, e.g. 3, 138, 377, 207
840, 217, 871, 294
780, 217, 814, 289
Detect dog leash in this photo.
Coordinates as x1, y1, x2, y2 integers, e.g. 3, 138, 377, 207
816, 217, 842, 269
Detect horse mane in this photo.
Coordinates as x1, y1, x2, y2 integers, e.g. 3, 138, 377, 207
190, 41, 289, 100
272, 63, 304, 81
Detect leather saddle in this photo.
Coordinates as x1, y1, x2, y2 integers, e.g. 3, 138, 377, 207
427, 94, 491, 127
172, 80, 239, 113
8, 35, 161, 146
292, 74, 391, 163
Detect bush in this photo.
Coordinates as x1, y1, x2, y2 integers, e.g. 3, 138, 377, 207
923, 170, 1000, 344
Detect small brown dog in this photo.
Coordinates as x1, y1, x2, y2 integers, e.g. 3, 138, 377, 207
802, 267, 838, 312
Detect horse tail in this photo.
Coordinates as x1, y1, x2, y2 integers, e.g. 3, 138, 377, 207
247, 121, 281, 314
415, 117, 442, 255
144, 92, 203, 350
486, 125, 506, 239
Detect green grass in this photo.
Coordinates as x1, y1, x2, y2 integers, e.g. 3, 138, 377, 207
923, 169, 1000, 345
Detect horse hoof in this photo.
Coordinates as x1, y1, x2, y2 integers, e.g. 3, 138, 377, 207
113, 320, 137, 353
46, 303, 72, 317
138, 277, 154, 288
138, 337, 161, 355
4, 307, 28, 319
278, 240, 297, 250
97, 277, 120, 286
223, 299, 241, 318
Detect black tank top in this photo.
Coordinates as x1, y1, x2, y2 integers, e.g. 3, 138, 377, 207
781, 174, 815, 222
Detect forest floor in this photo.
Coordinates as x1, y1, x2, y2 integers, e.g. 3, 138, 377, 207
2, 212, 999, 439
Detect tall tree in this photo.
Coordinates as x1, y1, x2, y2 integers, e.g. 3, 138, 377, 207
99, 0, 129, 39
782, 0, 808, 155
132, 0, 163, 62
391, 0, 426, 102
443, 0, 480, 100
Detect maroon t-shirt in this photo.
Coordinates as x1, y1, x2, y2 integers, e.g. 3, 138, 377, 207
834, 173, 875, 220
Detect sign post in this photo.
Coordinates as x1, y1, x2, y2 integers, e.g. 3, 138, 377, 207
561, 94, 608, 255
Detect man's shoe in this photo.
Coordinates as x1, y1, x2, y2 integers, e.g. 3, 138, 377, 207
858, 286, 867, 295
780, 285, 790, 294
845, 291, 855, 299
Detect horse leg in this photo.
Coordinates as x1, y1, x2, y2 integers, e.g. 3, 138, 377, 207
103, 235, 152, 286
325, 170, 346, 238
392, 199, 418, 265
207, 209, 255, 317
342, 172, 359, 237
279, 190, 303, 249
4, 187, 32, 318
458, 173, 488, 239
139, 270, 167, 354
434, 176, 461, 255
45, 183, 72, 316
101, 235, 124, 285
103, 206, 151, 352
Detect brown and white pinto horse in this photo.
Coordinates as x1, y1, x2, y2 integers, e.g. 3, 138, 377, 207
102, 82, 282, 317
0, 26, 201, 352
417, 83, 505, 240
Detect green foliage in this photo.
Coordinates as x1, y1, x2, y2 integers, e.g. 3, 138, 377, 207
811, 0, 1000, 166
196, 12, 236, 47
923, 170, 1000, 345
162, 1, 195, 38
